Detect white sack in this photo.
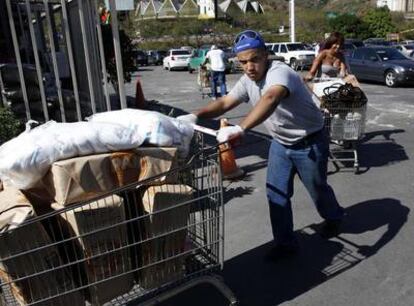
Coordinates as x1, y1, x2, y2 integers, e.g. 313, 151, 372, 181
0, 121, 145, 189
87, 109, 194, 158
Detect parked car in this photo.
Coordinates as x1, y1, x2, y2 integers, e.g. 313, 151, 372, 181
347, 47, 414, 87
363, 38, 392, 47
394, 44, 414, 58
188, 48, 209, 73
132, 50, 148, 66
163, 49, 192, 71
146, 50, 167, 65
344, 39, 364, 48
265, 42, 315, 70
342, 42, 357, 57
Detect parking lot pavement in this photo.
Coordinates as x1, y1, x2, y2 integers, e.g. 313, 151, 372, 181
127, 66, 414, 306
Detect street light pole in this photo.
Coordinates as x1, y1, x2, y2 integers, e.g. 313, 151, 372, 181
289, 0, 295, 42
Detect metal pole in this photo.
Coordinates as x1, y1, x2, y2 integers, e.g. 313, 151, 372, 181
0, 71, 7, 107
6, 0, 31, 121
17, 4, 30, 64
25, 0, 49, 121
94, 0, 111, 111
290, 0, 295, 43
108, 0, 127, 109
78, 0, 97, 113
44, 0, 66, 122
60, 0, 82, 121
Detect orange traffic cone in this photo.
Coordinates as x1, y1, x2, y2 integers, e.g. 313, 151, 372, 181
219, 118, 245, 180
135, 77, 146, 109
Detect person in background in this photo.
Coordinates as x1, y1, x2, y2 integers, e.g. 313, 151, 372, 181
178, 30, 344, 260
203, 45, 227, 99
305, 32, 348, 80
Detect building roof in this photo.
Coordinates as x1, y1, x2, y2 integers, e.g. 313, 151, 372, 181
237, 0, 256, 13
158, 0, 180, 18
179, 0, 199, 18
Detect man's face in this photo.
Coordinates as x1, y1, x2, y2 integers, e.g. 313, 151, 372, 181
236, 49, 268, 81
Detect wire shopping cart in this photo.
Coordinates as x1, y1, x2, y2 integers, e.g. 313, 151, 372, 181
197, 66, 211, 99
0, 131, 238, 306
319, 82, 368, 173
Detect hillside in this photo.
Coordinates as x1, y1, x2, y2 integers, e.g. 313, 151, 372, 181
258, 0, 376, 15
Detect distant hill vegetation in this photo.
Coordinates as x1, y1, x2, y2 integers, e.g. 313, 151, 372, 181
259, 0, 376, 14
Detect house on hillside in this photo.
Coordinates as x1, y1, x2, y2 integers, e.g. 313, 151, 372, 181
135, 0, 264, 20
377, 0, 414, 12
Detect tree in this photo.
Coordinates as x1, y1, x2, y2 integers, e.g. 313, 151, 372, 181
327, 13, 371, 39
101, 24, 135, 89
363, 7, 396, 38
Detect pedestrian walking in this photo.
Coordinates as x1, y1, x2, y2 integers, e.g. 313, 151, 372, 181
178, 30, 344, 260
203, 45, 227, 99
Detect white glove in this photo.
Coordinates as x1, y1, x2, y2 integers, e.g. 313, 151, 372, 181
176, 113, 198, 124
216, 125, 244, 143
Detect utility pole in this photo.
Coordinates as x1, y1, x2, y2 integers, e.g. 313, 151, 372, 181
214, 0, 218, 20
289, 0, 295, 42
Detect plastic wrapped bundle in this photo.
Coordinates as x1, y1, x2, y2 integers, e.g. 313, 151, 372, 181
87, 108, 194, 158
0, 121, 145, 189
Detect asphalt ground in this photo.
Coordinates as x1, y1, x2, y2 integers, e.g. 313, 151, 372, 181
126, 65, 414, 306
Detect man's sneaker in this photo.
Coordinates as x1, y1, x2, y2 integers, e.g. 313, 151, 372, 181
265, 244, 298, 262
319, 219, 342, 239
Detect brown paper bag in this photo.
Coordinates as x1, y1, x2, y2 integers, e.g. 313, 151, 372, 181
0, 187, 84, 305
51, 195, 133, 304
138, 184, 193, 289
39, 147, 178, 206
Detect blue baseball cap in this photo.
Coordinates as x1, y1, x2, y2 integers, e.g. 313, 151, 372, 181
233, 30, 266, 53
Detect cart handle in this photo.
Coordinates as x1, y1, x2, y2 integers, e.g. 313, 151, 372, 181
193, 124, 218, 137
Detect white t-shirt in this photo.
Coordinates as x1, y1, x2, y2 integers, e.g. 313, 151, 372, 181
205, 49, 226, 72
228, 61, 324, 146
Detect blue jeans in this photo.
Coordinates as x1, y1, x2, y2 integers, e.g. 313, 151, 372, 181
211, 71, 227, 98
266, 130, 344, 247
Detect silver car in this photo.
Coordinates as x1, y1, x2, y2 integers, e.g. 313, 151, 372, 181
347, 47, 414, 87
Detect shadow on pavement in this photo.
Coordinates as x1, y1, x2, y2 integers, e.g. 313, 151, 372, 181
358, 129, 408, 170
156, 198, 409, 306
223, 198, 409, 306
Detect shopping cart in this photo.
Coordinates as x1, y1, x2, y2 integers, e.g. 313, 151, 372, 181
319, 82, 368, 173
0, 131, 238, 305
197, 66, 211, 99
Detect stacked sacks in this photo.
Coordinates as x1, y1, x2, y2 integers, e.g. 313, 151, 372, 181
138, 184, 194, 289
0, 112, 196, 301
0, 186, 84, 305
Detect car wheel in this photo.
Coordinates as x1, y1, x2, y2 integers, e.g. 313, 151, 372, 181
290, 58, 298, 71
188, 66, 194, 73
385, 70, 397, 87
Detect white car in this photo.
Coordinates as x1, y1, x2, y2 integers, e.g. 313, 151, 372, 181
265, 42, 315, 70
163, 49, 192, 71
394, 44, 414, 58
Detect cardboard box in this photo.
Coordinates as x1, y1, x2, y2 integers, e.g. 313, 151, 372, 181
38, 147, 178, 206
51, 195, 133, 304
0, 187, 84, 305
138, 184, 193, 289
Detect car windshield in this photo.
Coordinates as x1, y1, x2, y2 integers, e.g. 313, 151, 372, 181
286, 43, 307, 51
376, 49, 407, 61
171, 50, 190, 55
342, 43, 355, 50
352, 41, 364, 47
